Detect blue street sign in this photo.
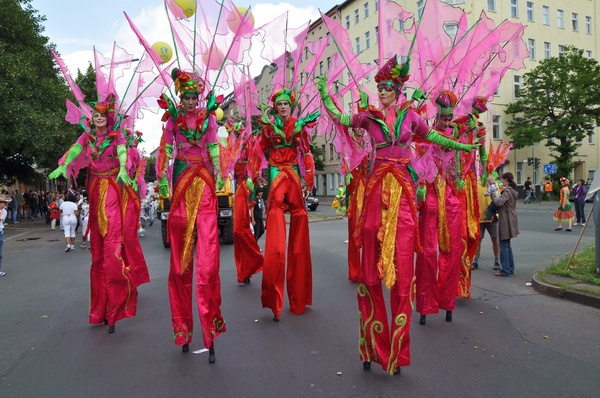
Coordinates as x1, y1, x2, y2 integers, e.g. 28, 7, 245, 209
544, 164, 557, 174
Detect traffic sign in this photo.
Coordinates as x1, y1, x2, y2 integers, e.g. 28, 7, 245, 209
544, 164, 557, 174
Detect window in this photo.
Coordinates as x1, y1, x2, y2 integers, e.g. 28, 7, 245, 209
443, 0, 466, 4
444, 23, 459, 42
526, 2, 534, 21
319, 61, 324, 75
557, 9, 564, 28
588, 131, 596, 145
375, 0, 379, 11
517, 162, 523, 185
586, 50, 593, 59
345, 15, 350, 29
300, 73, 304, 85
528, 38, 536, 60
542, 5, 549, 24
585, 16, 592, 34
354, 9, 359, 24
305, 47, 309, 59
355, 37, 361, 53
492, 115, 502, 139
417, 0, 424, 18
544, 42, 551, 59
487, 0, 496, 12
364, 2, 369, 18
510, 0, 518, 18
558, 45, 565, 56
513, 75, 522, 98
327, 56, 331, 69
329, 144, 335, 161
374, 26, 379, 44
365, 31, 371, 49
572, 13, 579, 31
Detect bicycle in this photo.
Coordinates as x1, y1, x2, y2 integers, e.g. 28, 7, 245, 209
524, 191, 542, 204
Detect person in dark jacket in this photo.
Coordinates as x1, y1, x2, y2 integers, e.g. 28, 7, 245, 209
491, 172, 519, 277
572, 179, 588, 226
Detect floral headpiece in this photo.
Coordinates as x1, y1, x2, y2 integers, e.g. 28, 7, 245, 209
91, 94, 116, 115
375, 55, 410, 94
435, 90, 458, 118
224, 119, 244, 136
560, 177, 570, 185
172, 68, 205, 98
271, 88, 296, 107
472, 96, 488, 114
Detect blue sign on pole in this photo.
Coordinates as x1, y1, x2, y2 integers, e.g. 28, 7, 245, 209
544, 164, 557, 174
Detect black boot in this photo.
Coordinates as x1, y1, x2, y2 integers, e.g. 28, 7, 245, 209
208, 344, 215, 363
445, 310, 452, 322
419, 314, 426, 325
394, 367, 401, 376
108, 325, 115, 333
363, 361, 371, 371
243, 278, 251, 285
182, 344, 189, 353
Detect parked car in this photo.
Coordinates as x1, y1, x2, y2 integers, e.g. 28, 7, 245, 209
306, 196, 319, 211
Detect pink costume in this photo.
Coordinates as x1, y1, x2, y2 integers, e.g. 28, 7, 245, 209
73, 131, 148, 326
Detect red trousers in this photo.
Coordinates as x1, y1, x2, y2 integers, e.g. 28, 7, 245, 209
261, 168, 312, 318
437, 182, 462, 311
415, 184, 439, 315
233, 181, 263, 282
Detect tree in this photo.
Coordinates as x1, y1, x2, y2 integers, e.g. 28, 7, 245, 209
0, 0, 79, 184
310, 137, 325, 172
504, 46, 600, 180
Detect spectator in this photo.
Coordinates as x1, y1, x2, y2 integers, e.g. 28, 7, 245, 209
492, 172, 519, 277
523, 176, 533, 204
48, 196, 60, 230
0, 194, 11, 277
472, 183, 501, 271
14, 189, 22, 221
572, 179, 587, 226
252, 189, 265, 242
60, 194, 79, 252
544, 178, 554, 200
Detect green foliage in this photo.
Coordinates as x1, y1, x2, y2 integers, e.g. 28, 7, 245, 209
505, 46, 600, 179
75, 63, 97, 104
0, 0, 79, 183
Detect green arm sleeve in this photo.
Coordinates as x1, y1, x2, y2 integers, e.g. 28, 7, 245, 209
48, 144, 83, 179
316, 74, 350, 126
116, 144, 132, 185
208, 142, 224, 190
425, 130, 479, 151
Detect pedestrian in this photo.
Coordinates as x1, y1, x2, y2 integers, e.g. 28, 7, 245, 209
48, 196, 60, 230
472, 182, 501, 271
491, 172, 519, 277
317, 57, 477, 375
79, 192, 90, 248
0, 193, 12, 277
259, 87, 316, 323
252, 189, 265, 242
59, 194, 78, 252
57, 194, 64, 231
156, 68, 225, 359
523, 176, 533, 204
553, 177, 574, 231
572, 179, 587, 226
483, 174, 500, 221
14, 189, 22, 221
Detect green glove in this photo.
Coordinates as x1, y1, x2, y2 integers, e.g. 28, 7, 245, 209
206, 91, 218, 113
412, 88, 426, 102
358, 90, 369, 109
207, 142, 223, 188
116, 144, 132, 185
49, 143, 83, 179
159, 176, 169, 197
317, 74, 350, 126
425, 130, 479, 152
246, 177, 254, 191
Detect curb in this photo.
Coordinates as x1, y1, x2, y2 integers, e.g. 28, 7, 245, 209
532, 273, 600, 310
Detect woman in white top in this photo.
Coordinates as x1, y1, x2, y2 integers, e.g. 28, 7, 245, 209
60, 194, 79, 252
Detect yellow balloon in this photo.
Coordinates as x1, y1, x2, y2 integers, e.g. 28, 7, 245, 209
227, 6, 255, 35
151, 41, 173, 64
202, 47, 224, 70
174, 0, 196, 18
215, 107, 224, 121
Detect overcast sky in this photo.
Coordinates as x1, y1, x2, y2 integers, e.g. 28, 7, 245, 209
30, 0, 340, 151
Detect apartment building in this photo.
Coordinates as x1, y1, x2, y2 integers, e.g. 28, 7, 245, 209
229, 0, 599, 194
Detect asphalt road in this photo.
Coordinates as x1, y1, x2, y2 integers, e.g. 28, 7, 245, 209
1, 201, 599, 397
